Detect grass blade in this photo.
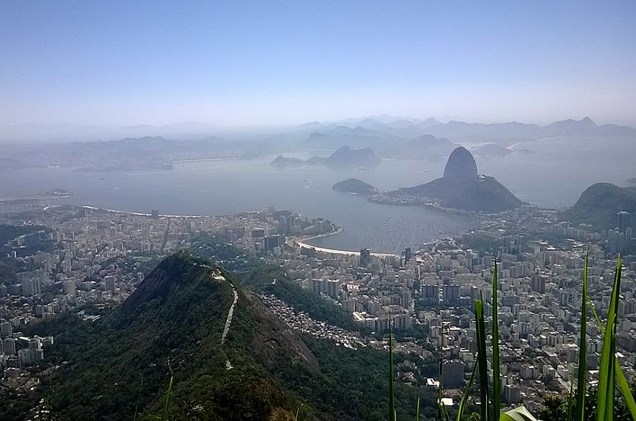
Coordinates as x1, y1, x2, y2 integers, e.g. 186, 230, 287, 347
388, 319, 396, 421
439, 323, 446, 420
595, 256, 621, 421
134, 373, 144, 421
161, 360, 174, 421
589, 287, 636, 420
567, 365, 575, 420
475, 296, 489, 421
439, 399, 451, 421
574, 250, 588, 421
456, 360, 478, 421
161, 375, 174, 421
416, 395, 420, 421
616, 366, 636, 420
294, 403, 304, 420
492, 260, 501, 420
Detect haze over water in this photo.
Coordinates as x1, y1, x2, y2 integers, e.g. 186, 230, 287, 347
3, 141, 634, 253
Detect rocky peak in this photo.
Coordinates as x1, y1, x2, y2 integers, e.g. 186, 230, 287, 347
443, 146, 478, 180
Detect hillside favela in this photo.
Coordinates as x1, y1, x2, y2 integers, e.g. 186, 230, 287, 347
2, 2, 636, 420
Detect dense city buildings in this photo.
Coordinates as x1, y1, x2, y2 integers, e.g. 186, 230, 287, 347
1, 203, 636, 414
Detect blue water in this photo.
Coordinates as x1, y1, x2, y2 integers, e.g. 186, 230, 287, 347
3, 138, 634, 253
0, 156, 475, 253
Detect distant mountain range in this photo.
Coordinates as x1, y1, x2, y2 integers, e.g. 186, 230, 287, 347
295, 116, 636, 148
0, 121, 220, 144
0, 135, 253, 172
3, 116, 634, 145
2, 115, 635, 172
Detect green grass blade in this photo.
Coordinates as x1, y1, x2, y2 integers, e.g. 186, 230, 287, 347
475, 297, 489, 421
456, 360, 478, 421
492, 260, 501, 420
294, 403, 304, 420
567, 365, 575, 420
439, 399, 451, 421
161, 374, 174, 421
134, 373, 144, 421
439, 322, 445, 420
616, 365, 636, 420
574, 250, 588, 421
594, 323, 612, 419
595, 256, 621, 421
589, 288, 636, 420
416, 395, 420, 421
388, 320, 396, 421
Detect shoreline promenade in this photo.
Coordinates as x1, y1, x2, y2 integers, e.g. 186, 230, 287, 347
294, 229, 399, 258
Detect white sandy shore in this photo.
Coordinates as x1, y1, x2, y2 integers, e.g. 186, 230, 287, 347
294, 228, 399, 258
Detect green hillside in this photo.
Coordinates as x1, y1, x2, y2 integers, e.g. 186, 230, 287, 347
32, 253, 305, 419
565, 183, 636, 230
22, 252, 438, 420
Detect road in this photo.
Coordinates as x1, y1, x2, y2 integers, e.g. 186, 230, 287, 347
195, 263, 238, 370
220, 279, 238, 346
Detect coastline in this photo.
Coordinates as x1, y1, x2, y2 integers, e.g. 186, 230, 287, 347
81, 205, 402, 257
81, 205, 208, 219
294, 228, 399, 258
78, 204, 405, 258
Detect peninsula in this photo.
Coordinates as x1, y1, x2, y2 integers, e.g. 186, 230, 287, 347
371, 147, 523, 213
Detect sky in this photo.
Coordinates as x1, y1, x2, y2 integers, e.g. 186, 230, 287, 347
1, 0, 635, 127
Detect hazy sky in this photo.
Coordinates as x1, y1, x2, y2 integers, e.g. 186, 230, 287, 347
1, 1, 635, 127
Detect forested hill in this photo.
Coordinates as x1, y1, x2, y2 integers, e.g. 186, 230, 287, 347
30, 253, 313, 419
565, 182, 636, 230
21, 251, 439, 420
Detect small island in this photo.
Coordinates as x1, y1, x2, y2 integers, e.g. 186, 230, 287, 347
332, 178, 379, 195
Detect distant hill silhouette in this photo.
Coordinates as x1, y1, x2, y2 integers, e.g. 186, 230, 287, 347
275, 146, 381, 168
270, 154, 304, 166
322, 145, 380, 167
564, 183, 636, 230
378, 147, 523, 212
